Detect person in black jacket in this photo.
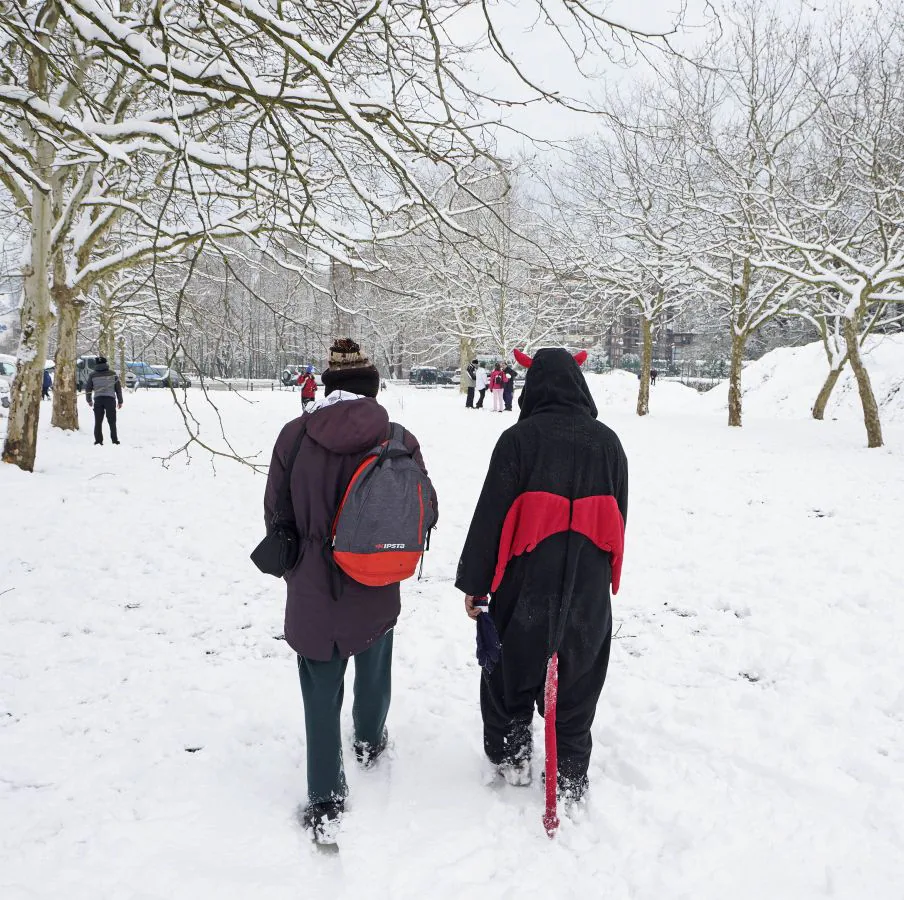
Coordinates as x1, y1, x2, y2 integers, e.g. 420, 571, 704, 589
455, 347, 628, 801
85, 357, 123, 445
464, 358, 477, 408
502, 363, 516, 411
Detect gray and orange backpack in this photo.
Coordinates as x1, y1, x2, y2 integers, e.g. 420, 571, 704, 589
331, 424, 436, 587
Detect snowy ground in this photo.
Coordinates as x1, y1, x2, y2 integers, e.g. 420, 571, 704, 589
2, 374, 903, 900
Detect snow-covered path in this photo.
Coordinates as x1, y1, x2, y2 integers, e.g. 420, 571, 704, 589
2, 380, 903, 899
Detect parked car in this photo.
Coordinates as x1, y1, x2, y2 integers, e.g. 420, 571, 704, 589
409, 366, 440, 386
75, 355, 100, 391
0, 354, 13, 409
150, 365, 192, 388
281, 364, 321, 387
127, 361, 167, 388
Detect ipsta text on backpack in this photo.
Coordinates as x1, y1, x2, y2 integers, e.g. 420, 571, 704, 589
331, 424, 437, 587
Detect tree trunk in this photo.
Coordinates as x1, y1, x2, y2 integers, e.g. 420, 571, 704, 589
636, 315, 653, 416
812, 356, 847, 421
843, 317, 883, 448
727, 330, 746, 427
99, 283, 116, 359
51, 293, 82, 431
460, 334, 477, 394
2, 122, 54, 470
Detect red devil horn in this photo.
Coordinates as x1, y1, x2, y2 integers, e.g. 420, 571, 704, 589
572, 350, 588, 367
513, 349, 533, 368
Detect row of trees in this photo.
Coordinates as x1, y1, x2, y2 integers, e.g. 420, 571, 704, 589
271, 1, 904, 446
541, 2, 904, 441
3, 1, 902, 469
0, 0, 688, 471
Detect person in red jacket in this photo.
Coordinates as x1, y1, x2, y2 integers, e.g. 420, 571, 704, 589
297, 365, 318, 411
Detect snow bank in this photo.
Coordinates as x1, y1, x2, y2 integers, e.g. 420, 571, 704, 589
702, 334, 904, 423
586, 369, 702, 416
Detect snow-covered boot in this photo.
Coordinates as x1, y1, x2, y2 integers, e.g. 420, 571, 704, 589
302, 799, 344, 845
353, 728, 389, 769
498, 758, 532, 786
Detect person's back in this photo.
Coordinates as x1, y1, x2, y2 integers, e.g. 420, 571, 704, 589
264, 338, 436, 845
85, 357, 123, 445
456, 347, 627, 799
267, 395, 431, 656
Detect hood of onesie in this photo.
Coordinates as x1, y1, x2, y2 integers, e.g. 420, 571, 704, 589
517, 348, 598, 421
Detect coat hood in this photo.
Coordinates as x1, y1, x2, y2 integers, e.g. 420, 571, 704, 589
95, 361, 111, 374
304, 396, 389, 455
518, 348, 598, 421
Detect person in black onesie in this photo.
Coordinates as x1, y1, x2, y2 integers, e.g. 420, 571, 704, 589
456, 347, 628, 801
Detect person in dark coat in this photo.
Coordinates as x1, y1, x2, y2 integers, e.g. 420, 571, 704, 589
264, 338, 437, 843
502, 363, 516, 411
85, 357, 123, 445
42, 369, 52, 400
464, 358, 477, 408
455, 347, 628, 801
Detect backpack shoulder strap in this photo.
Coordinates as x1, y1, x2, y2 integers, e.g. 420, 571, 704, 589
388, 422, 407, 445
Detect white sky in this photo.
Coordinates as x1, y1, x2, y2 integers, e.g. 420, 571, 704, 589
466, 0, 880, 156
453, 0, 717, 155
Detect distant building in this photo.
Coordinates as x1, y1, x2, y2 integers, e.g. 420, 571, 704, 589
604, 311, 697, 369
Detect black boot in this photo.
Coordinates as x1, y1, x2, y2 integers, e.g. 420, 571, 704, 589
353, 728, 388, 769
302, 799, 344, 845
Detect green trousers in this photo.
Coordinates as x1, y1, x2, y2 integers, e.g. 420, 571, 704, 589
297, 630, 393, 804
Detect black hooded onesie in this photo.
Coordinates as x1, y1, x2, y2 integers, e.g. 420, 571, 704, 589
455, 348, 628, 793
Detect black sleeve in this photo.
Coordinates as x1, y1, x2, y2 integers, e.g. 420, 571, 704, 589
114, 374, 123, 404
454, 429, 521, 596
614, 436, 628, 529
85, 373, 94, 401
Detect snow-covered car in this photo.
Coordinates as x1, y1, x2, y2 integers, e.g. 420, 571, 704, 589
150, 365, 192, 388
127, 361, 166, 388
409, 366, 440, 385
0, 354, 15, 408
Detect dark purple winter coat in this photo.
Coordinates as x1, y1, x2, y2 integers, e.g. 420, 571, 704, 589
264, 398, 436, 661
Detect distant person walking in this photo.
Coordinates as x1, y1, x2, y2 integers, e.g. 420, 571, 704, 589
297, 365, 318, 411
85, 356, 123, 445
475, 362, 489, 409
464, 359, 477, 409
650, 369, 658, 386
489, 363, 506, 412
502, 363, 516, 411
42, 369, 52, 400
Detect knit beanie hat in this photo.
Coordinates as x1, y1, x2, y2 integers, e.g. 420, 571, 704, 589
321, 338, 380, 398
